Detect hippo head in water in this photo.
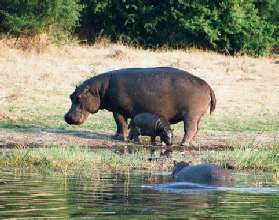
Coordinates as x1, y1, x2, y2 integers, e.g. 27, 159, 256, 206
171, 161, 234, 186
64, 84, 100, 125
171, 160, 190, 177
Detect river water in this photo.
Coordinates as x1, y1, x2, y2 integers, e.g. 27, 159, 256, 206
0, 168, 279, 219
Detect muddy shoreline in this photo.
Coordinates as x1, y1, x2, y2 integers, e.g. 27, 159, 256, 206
1, 128, 277, 150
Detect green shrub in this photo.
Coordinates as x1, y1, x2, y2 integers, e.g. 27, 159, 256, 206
254, 0, 279, 49
0, 0, 278, 55
0, 0, 82, 40
78, 0, 277, 56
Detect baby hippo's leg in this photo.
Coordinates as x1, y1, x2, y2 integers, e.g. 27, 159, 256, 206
151, 136, 156, 145
129, 123, 140, 144
132, 127, 141, 144
128, 129, 133, 140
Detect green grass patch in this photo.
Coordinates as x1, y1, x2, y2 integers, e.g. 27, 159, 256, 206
1, 110, 279, 134
1, 144, 279, 177
0, 109, 116, 132
200, 144, 279, 171
173, 113, 279, 133
0, 146, 184, 176
2, 96, 279, 133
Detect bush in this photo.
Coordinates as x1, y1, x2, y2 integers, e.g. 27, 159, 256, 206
78, 0, 277, 56
0, 0, 82, 40
0, 0, 278, 56
254, 0, 279, 49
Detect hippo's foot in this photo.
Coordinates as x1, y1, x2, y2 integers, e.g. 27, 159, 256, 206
112, 134, 128, 142
112, 133, 121, 140
180, 141, 190, 147
181, 141, 199, 147
180, 141, 190, 156
190, 141, 199, 148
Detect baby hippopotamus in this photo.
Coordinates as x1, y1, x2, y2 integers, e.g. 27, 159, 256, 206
128, 113, 173, 145
172, 161, 233, 186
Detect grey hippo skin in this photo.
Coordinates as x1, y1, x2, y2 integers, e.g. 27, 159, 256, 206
128, 113, 172, 145
172, 161, 233, 186
64, 67, 216, 145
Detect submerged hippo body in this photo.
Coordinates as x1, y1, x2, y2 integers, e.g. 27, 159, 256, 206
172, 161, 233, 186
128, 113, 172, 145
64, 67, 216, 145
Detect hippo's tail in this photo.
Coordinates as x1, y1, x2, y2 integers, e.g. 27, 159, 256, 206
209, 87, 216, 114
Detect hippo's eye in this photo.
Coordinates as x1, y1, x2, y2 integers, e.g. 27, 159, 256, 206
77, 95, 82, 103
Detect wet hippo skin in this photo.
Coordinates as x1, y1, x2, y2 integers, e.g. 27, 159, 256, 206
172, 161, 233, 186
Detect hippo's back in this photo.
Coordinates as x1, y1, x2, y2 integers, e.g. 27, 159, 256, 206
133, 113, 159, 136
107, 67, 211, 122
173, 164, 233, 186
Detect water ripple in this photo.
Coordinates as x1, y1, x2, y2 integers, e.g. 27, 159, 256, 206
1, 169, 279, 219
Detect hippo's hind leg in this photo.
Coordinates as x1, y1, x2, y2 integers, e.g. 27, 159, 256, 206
113, 112, 128, 141
181, 113, 199, 150
192, 117, 202, 144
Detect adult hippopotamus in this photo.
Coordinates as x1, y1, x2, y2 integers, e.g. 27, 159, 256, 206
64, 67, 216, 146
128, 112, 173, 145
172, 161, 233, 186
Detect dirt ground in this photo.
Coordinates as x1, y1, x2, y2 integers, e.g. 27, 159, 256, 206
1, 128, 278, 151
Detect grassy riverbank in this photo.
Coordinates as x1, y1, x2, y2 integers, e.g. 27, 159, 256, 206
0, 146, 179, 176
0, 41, 278, 177
1, 145, 279, 177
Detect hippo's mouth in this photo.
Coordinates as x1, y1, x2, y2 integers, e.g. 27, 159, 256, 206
64, 113, 87, 125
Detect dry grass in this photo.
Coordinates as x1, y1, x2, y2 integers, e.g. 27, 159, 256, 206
0, 39, 278, 133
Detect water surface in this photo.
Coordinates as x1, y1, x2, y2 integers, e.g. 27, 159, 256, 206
0, 169, 279, 219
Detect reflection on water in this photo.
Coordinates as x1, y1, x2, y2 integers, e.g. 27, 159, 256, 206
0, 168, 279, 219
143, 182, 279, 194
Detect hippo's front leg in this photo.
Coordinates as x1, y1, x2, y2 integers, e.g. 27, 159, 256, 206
113, 112, 128, 141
